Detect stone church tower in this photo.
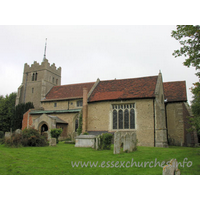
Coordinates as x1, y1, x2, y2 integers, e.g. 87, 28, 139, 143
15, 58, 61, 109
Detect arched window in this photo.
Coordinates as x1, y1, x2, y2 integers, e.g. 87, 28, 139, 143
35, 72, 38, 81
130, 108, 135, 129
112, 103, 135, 130
113, 110, 117, 129
32, 73, 35, 81
118, 110, 123, 129
75, 118, 79, 132
124, 109, 129, 129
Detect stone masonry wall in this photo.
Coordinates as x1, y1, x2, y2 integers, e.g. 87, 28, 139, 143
41, 99, 82, 110
87, 99, 155, 147
166, 102, 184, 146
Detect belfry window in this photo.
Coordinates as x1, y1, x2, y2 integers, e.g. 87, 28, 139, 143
35, 73, 37, 81
32, 73, 35, 81
32, 72, 38, 81
112, 103, 135, 130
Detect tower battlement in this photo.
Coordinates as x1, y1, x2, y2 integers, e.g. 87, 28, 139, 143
24, 59, 61, 76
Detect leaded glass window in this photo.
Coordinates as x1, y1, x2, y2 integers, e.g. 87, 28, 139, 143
113, 110, 117, 129
118, 110, 123, 129
130, 108, 135, 129
112, 103, 135, 130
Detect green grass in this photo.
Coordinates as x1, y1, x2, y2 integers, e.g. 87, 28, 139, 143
0, 142, 199, 175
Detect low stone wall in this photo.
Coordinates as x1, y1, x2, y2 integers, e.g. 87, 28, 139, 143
75, 135, 96, 148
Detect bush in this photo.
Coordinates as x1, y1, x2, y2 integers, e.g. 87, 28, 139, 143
4, 133, 23, 148
83, 132, 89, 135
4, 128, 48, 147
97, 133, 113, 150
0, 131, 5, 144
0, 131, 4, 139
50, 128, 62, 144
102, 133, 113, 150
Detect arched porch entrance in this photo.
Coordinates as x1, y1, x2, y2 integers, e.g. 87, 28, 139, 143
41, 123, 48, 133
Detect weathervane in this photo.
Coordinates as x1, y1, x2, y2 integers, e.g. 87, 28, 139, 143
43, 38, 47, 61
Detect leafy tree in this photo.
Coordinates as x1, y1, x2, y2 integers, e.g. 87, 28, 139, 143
171, 25, 200, 77
13, 102, 34, 130
0, 92, 34, 132
172, 25, 200, 141
0, 93, 16, 132
50, 128, 62, 144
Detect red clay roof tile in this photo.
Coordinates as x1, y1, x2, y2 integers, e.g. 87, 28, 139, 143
163, 81, 187, 102
88, 76, 158, 102
43, 82, 95, 101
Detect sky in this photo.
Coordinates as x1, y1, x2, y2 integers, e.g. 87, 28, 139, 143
0, 25, 198, 104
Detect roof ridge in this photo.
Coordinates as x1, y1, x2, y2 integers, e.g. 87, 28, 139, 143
99, 75, 158, 82
164, 80, 186, 84
52, 81, 95, 88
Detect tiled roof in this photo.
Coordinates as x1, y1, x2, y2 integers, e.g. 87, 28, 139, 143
48, 115, 68, 124
88, 76, 158, 102
163, 81, 187, 102
43, 82, 95, 101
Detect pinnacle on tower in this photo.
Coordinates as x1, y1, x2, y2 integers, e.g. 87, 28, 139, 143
43, 38, 47, 61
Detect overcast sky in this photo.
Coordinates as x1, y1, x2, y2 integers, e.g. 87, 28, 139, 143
0, 25, 198, 104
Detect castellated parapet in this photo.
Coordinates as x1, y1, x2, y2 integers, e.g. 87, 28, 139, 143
16, 59, 62, 109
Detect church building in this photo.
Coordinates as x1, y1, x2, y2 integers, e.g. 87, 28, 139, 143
16, 56, 198, 147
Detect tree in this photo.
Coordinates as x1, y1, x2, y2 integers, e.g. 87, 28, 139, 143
171, 25, 200, 77
0, 92, 34, 132
172, 25, 200, 141
0, 93, 16, 132
13, 102, 34, 130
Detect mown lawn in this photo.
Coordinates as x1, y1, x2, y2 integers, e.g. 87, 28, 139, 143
0, 142, 199, 175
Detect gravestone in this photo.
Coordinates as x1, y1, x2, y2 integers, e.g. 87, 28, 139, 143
130, 132, 137, 151
123, 133, 131, 152
163, 159, 180, 175
113, 131, 137, 154
113, 132, 121, 154
5, 132, 12, 139
15, 129, 22, 135
50, 138, 57, 146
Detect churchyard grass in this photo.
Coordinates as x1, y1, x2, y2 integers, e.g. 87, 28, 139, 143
0, 142, 199, 175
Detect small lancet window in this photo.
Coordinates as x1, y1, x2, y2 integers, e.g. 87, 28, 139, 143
35, 73, 37, 81
32, 73, 35, 81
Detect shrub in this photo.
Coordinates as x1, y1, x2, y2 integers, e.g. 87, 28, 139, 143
97, 133, 113, 150
22, 128, 48, 147
4, 133, 23, 148
4, 128, 48, 147
102, 133, 113, 150
50, 128, 62, 144
83, 132, 89, 135
0, 131, 5, 144
0, 131, 4, 139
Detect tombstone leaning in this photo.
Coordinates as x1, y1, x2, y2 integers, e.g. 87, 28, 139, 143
113, 132, 121, 154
